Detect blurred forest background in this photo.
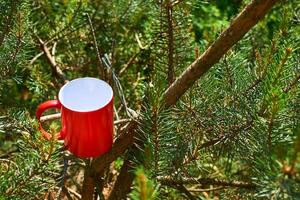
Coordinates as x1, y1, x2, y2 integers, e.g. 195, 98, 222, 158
0, 0, 299, 199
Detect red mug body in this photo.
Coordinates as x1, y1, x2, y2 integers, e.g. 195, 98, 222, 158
36, 77, 113, 158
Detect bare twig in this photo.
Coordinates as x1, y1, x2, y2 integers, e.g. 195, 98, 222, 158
135, 33, 147, 50
188, 186, 224, 192
114, 118, 132, 125
172, 0, 185, 7
37, 37, 67, 83
52, 41, 57, 57
30, 51, 45, 65
118, 51, 140, 76
65, 186, 81, 199
40, 113, 131, 126
40, 113, 61, 122
87, 13, 106, 80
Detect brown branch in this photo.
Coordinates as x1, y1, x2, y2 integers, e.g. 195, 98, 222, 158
37, 37, 67, 83
174, 184, 197, 200
163, 0, 279, 107
81, 121, 138, 199
157, 176, 256, 189
30, 51, 46, 65
107, 159, 135, 200
166, 1, 175, 85
118, 51, 140, 76
40, 113, 131, 126
65, 186, 81, 199
90, 120, 138, 175
81, 174, 95, 200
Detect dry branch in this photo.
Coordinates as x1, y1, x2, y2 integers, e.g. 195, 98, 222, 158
163, 0, 279, 107
40, 113, 131, 126
40, 113, 61, 122
87, 13, 106, 80
157, 176, 256, 189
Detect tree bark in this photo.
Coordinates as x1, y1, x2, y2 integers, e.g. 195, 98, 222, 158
81, 175, 95, 200
163, 0, 279, 107
107, 159, 135, 200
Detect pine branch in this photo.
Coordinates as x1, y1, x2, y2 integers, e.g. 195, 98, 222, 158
163, 0, 279, 107
0, 1, 17, 46
80, 1, 278, 199
87, 13, 106, 80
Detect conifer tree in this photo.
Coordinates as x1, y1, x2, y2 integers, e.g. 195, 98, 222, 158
1, 0, 299, 200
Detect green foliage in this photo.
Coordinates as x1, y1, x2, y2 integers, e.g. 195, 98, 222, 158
0, 112, 63, 200
0, 0, 299, 199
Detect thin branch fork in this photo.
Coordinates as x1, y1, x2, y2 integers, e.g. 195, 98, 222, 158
37, 37, 67, 83
157, 176, 256, 189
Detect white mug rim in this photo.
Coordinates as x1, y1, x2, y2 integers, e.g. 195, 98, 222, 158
58, 77, 113, 112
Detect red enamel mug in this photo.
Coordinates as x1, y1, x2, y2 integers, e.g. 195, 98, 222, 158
36, 77, 113, 158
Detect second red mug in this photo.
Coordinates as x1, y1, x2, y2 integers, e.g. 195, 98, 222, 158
36, 77, 114, 158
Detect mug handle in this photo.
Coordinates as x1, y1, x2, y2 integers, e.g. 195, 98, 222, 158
36, 100, 64, 140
